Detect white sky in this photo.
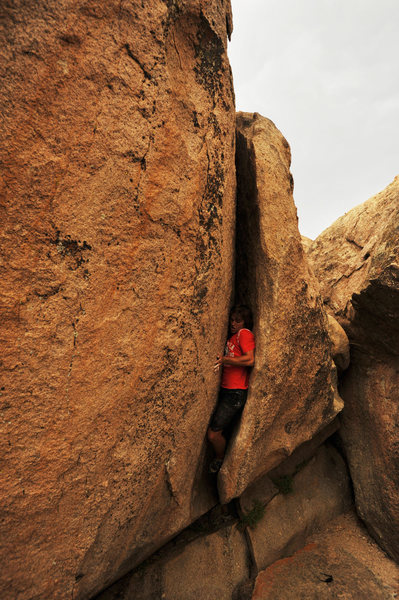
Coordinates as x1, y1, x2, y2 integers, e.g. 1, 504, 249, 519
228, 0, 399, 239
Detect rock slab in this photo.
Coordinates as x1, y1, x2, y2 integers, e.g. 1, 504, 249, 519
326, 314, 350, 371
240, 444, 352, 572
252, 511, 399, 600
96, 524, 250, 600
0, 2, 235, 599
218, 112, 343, 502
308, 176, 399, 562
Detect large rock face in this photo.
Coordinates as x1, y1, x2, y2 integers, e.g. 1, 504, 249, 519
218, 112, 343, 502
307, 177, 399, 562
0, 2, 235, 598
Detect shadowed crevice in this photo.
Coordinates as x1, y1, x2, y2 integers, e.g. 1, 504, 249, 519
234, 128, 260, 315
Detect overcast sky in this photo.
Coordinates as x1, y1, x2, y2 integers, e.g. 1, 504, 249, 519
228, 0, 399, 239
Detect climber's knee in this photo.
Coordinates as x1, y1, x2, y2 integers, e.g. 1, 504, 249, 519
207, 427, 224, 443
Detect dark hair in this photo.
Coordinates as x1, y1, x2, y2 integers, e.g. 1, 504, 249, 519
230, 304, 253, 330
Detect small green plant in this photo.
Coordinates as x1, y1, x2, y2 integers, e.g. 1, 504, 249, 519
293, 457, 311, 476
239, 500, 266, 530
271, 456, 313, 496
271, 474, 294, 495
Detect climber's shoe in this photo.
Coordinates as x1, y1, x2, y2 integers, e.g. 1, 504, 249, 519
209, 458, 223, 474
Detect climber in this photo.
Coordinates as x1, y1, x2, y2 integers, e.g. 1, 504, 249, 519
207, 304, 255, 474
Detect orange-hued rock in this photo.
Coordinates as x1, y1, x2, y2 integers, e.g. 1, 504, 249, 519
217, 113, 343, 503
308, 176, 399, 338
98, 523, 250, 600
252, 511, 399, 600
0, 2, 235, 599
300, 235, 313, 253
326, 314, 350, 372
238, 418, 340, 517
307, 177, 399, 562
240, 444, 352, 573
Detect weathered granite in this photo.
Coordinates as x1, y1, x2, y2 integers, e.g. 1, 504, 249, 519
218, 112, 343, 503
95, 524, 250, 600
0, 1, 235, 598
239, 444, 352, 572
307, 176, 399, 562
252, 511, 399, 600
326, 314, 350, 371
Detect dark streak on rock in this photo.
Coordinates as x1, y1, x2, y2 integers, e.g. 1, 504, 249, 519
35, 284, 62, 299
124, 43, 152, 80
59, 33, 81, 45
192, 111, 200, 128
51, 231, 92, 270
193, 13, 224, 102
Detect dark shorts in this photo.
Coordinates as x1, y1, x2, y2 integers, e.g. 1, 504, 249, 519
209, 388, 248, 432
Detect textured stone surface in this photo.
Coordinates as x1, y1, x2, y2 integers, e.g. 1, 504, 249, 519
301, 235, 313, 253
239, 419, 340, 515
308, 176, 399, 340
240, 444, 352, 572
307, 177, 399, 562
0, 2, 235, 599
218, 112, 343, 503
326, 314, 350, 371
96, 524, 250, 600
252, 511, 399, 600
340, 357, 399, 562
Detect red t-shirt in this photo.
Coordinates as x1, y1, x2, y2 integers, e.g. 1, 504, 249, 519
221, 328, 255, 390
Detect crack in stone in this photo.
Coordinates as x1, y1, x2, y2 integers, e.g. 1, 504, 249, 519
124, 43, 152, 80
165, 459, 181, 506
331, 262, 367, 288
345, 236, 363, 250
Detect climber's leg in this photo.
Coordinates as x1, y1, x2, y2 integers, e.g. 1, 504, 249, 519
207, 427, 226, 459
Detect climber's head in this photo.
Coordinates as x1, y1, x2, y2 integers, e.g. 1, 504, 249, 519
229, 304, 253, 333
